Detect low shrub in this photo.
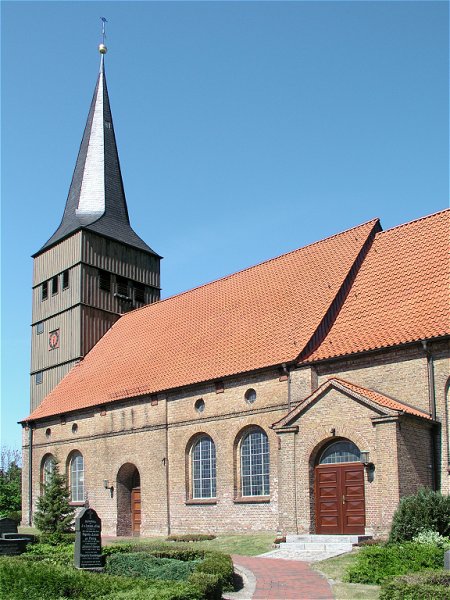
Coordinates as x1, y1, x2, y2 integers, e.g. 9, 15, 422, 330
345, 542, 446, 585
389, 488, 450, 543
167, 534, 216, 542
37, 531, 76, 545
23, 541, 74, 566
102, 543, 134, 557
188, 572, 222, 600
103, 540, 234, 594
380, 570, 450, 599
195, 551, 234, 591
0, 556, 204, 600
106, 552, 199, 581
412, 530, 450, 549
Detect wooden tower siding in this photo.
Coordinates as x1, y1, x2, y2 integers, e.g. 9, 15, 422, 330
30, 231, 160, 411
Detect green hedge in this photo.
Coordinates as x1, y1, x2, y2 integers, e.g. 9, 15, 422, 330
167, 534, 216, 542
106, 553, 199, 580
380, 570, 450, 599
23, 541, 74, 566
345, 542, 446, 585
0, 557, 203, 600
106, 541, 234, 592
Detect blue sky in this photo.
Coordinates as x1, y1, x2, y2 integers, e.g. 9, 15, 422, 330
1, 1, 448, 450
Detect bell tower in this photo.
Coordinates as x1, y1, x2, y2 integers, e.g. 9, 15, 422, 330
30, 42, 161, 411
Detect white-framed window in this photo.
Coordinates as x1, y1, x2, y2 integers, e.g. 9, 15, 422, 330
241, 429, 269, 496
69, 452, 84, 503
191, 435, 216, 499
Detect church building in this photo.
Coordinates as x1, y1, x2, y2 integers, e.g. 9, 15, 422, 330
22, 45, 449, 538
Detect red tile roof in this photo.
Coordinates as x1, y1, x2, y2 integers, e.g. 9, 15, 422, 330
26, 219, 379, 421
272, 377, 432, 429
330, 378, 432, 420
305, 210, 450, 362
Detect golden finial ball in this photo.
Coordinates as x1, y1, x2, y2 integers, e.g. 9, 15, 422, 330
99, 44, 107, 54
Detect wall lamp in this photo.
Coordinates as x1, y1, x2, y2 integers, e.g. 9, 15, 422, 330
360, 451, 375, 482
103, 480, 114, 497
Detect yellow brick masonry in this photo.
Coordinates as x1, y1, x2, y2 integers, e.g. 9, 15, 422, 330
22, 340, 448, 536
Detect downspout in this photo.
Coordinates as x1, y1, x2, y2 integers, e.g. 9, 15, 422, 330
28, 423, 33, 525
164, 397, 171, 535
421, 340, 438, 490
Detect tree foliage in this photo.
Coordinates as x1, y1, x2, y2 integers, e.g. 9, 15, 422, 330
34, 458, 75, 535
389, 488, 450, 543
0, 446, 22, 517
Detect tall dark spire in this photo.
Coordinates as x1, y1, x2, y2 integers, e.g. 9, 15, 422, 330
36, 50, 158, 256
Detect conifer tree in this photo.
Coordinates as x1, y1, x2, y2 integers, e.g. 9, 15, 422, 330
34, 458, 75, 535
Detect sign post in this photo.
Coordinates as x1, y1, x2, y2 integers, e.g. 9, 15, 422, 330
74, 508, 104, 569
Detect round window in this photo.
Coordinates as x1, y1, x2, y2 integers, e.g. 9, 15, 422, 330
245, 388, 257, 404
195, 399, 205, 413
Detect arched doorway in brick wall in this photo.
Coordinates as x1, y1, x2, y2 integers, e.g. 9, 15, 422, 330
314, 439, 365, 535
116, 463, 141, 536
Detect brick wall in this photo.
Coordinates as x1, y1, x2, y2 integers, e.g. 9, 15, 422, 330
22, 340, 448, 536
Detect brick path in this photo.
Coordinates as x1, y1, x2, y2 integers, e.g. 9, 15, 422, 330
232, 555, 333, 600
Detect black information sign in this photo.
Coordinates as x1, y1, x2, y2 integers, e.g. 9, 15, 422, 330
74, 508, 104, 569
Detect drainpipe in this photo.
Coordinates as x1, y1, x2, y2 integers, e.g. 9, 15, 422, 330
28, 423, 33, 525
164, 397, 171, 535
421, 340, 438, 490
281, 364, 291, 411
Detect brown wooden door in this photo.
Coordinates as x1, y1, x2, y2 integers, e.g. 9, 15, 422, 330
131, 487, 141, 536
315, 463, 365, 534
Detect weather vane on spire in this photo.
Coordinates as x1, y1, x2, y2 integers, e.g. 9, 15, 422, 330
99, 17, 108, 54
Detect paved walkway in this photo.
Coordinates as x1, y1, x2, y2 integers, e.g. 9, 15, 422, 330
229, 555, 334, 600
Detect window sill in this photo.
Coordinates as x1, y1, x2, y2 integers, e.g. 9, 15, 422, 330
185, 499, 217, 505
69, 501, 85, 507
234, 496, 270, 504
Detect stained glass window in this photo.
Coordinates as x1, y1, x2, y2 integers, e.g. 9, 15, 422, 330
192, 436, 216, 499
241, 430, 269, 496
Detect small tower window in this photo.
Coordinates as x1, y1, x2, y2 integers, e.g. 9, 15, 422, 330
42, 281, 48, 301
36, 322, 44, 334
52, 275, 58, 295
35, 371, 43, 385
62, 270, 69, 290
99, 269, 111, 292
116, 276, 128, 296
134, 282, 145, 304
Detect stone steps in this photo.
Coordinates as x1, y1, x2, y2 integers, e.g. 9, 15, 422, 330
258, 533, 371, 562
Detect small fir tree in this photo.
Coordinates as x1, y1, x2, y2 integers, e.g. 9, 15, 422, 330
34, 458, 75, 535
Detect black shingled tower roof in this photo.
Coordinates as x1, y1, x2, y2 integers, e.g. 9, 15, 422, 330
34, 57, 159, 258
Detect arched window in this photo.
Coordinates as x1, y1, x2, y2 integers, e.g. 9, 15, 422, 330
241, 429, 269, 496
69, 452, 85, 502
41, 455, 55, 492
191, 436, 216, 499
319, 440, 360, 464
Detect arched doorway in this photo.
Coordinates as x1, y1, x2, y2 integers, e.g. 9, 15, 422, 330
116, 463, 141, 536
314, 439, 365, 535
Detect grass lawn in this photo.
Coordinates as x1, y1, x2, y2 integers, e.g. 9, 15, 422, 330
314, 550, 380, 600
106, 532, 277, 556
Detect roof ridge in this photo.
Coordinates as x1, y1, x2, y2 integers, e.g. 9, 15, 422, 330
376, 208, 449, 237
122, 217, 380, 319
